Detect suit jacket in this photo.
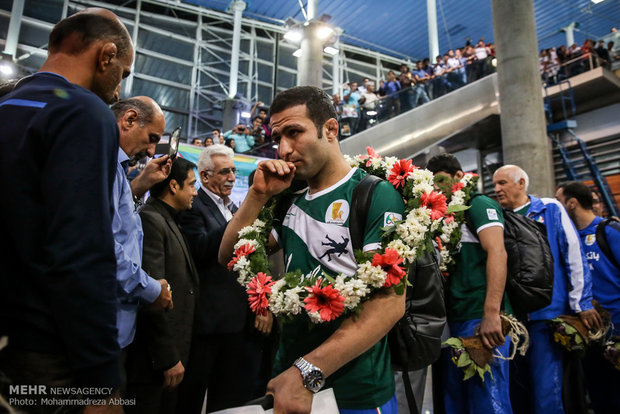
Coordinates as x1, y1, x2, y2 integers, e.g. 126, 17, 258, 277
126, 198, 199, 381
180, 188, 249, 335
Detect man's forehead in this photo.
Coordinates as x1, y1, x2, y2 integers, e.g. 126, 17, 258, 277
270, 104, 309, 127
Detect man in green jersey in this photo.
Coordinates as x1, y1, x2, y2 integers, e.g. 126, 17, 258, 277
426, 154, 512, 414
219, 86, 405, 413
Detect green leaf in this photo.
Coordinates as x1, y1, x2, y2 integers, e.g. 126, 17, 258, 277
443, 337, 463, 348
463, 366, 476, 381
323, 273, 336, 284
393, 282, 406, 296
456, 352, 469, 367
446, 204, 470, 214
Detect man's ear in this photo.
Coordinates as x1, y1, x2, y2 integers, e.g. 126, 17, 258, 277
454, 171, 465, 180
122, 109, 138, 129
324, 118, 339, 142
200, 170, 209, 184
168, 179, 178, 195
97, 42, 118, 72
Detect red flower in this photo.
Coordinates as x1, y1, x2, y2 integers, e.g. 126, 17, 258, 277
421, 191, 448, 221
227, 243, 256, 270
435, 236, 443, 251
372, 248, 407, 287
359, 146, 381, 167
387, 159, 416, 189
452, 182, 465, 193
444, 214, 455, 224
304, 280, 345, 322
247, 272, 275, 316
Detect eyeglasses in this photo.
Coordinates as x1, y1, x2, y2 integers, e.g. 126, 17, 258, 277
207, 167, 237, 176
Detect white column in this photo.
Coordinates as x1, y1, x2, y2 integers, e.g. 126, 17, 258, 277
427, 0, 439, 60
124, 0, 141, 98
307, 0, 318, 20
228, 0, 246, 98
4, 0, 25, 58
332, 35, 340, 95
188, 15, 202, 140
562, 22, 576, 46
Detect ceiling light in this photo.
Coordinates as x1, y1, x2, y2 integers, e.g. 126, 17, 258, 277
316, 26, 334, 40
240, 111, 251, 118
284, 30, 302, 42
591, 0, 605, 3
293, 49, 303, 58
324, 46, 339, 55
366, 110, 378, 116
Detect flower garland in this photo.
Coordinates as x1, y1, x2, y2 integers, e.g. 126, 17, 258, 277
228, 147, 474, 323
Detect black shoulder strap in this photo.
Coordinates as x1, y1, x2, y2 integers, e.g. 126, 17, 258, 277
350, 174, 384, 251
596, 218, 620, 270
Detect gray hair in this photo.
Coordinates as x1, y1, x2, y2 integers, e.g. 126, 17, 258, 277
111, 98, 155, 127
197, 144, 234, 173
497, 164, 530, 192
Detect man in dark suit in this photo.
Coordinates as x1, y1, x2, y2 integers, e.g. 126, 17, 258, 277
125, 158, 199, 414
178, 144, 272, 412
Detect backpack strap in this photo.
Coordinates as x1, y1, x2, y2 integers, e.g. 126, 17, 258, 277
350, 174, 384, 251
595, 218, 620, 270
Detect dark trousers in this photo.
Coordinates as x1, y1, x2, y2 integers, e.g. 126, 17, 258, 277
125, 376, 179, 414
176, 333, 258, 413
583, 344, 620, 414
0, 347, 90, 414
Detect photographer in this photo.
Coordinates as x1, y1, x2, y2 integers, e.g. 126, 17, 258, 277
223, 122, 255, 153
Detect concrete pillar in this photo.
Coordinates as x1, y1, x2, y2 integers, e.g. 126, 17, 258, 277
307, 0, 317, 20
297, 22, 324, 87
4, 0, 25, 58
331, 35, 340, 95
124, 0, 141, 98
228, 0, 246, 98
492, 0, 554, 196
427, 0, 439, 61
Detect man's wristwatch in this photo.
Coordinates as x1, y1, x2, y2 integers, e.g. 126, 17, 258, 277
293, 357, 325, 393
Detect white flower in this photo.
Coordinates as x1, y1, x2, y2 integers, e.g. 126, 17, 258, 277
233, 256, 251, 284
234, 238, 258, 250
307, 310, 324, 324
356, 262, 387, 288
283, 286, 305, 315
268, 279, 287, 315
335, 274, 371, 309
411, 182, 434, 197
344, 154, 358, 168
383, 156, 399, 172
387, 239, 417, 264
369, 156, 383, 169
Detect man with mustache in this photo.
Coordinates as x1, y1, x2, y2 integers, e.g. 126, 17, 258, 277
179, 144, 268, 412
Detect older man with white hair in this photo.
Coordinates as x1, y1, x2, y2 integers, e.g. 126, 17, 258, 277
178, 144, 270, 412
492, 164, 600, 414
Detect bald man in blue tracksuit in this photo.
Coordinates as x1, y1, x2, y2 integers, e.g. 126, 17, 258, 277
493, 165, 598, 414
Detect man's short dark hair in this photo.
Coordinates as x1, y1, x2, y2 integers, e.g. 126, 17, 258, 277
269, 86, 337, 138
49, 13, 131, 58
111, 98, 155, 126
557, 181, 593, 210
426, 154, 462, 175
251, 116, 263, 123
149, 158, 196, 199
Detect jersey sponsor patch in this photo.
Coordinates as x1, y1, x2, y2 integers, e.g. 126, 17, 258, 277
536, 216, 545, 224
325, 199, 349, 225
384, 212, 402, 227
585, 234, 596, 246
486, 208, 499, 221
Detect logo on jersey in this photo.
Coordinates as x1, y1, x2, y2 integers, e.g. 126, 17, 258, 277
384, 212, 402, 227
486, 209, 499, 221
319, 235, 350, 262
325, 199, 349, 225
536, 216, 545, 224
585, 234, 596, 246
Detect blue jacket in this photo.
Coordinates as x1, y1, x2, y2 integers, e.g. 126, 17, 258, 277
524, 196, 593, 320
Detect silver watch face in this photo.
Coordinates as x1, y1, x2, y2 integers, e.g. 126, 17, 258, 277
304, 369, 325, 393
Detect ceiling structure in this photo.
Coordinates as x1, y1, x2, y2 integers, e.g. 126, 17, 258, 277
184, 0, 620, 61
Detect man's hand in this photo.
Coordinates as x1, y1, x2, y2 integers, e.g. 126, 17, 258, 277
251, 160, 296, 199
479, 312, 505, 349
267, 366, 313, 414
255, 310, 273, 335
130, 156, 172, 199
146, 279, 173, 311
579, 308, 602, 331
163, 361, 184, 389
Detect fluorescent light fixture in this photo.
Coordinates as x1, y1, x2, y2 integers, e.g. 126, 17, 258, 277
324, 46, 339, 55
366, 110, 378, 116
591, 0, 605, 4
240, 111, 251, 118
293, 49, 303, 58
316, 26, 334, 40
284, 30, 302, 42
0, 62, 14, 76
